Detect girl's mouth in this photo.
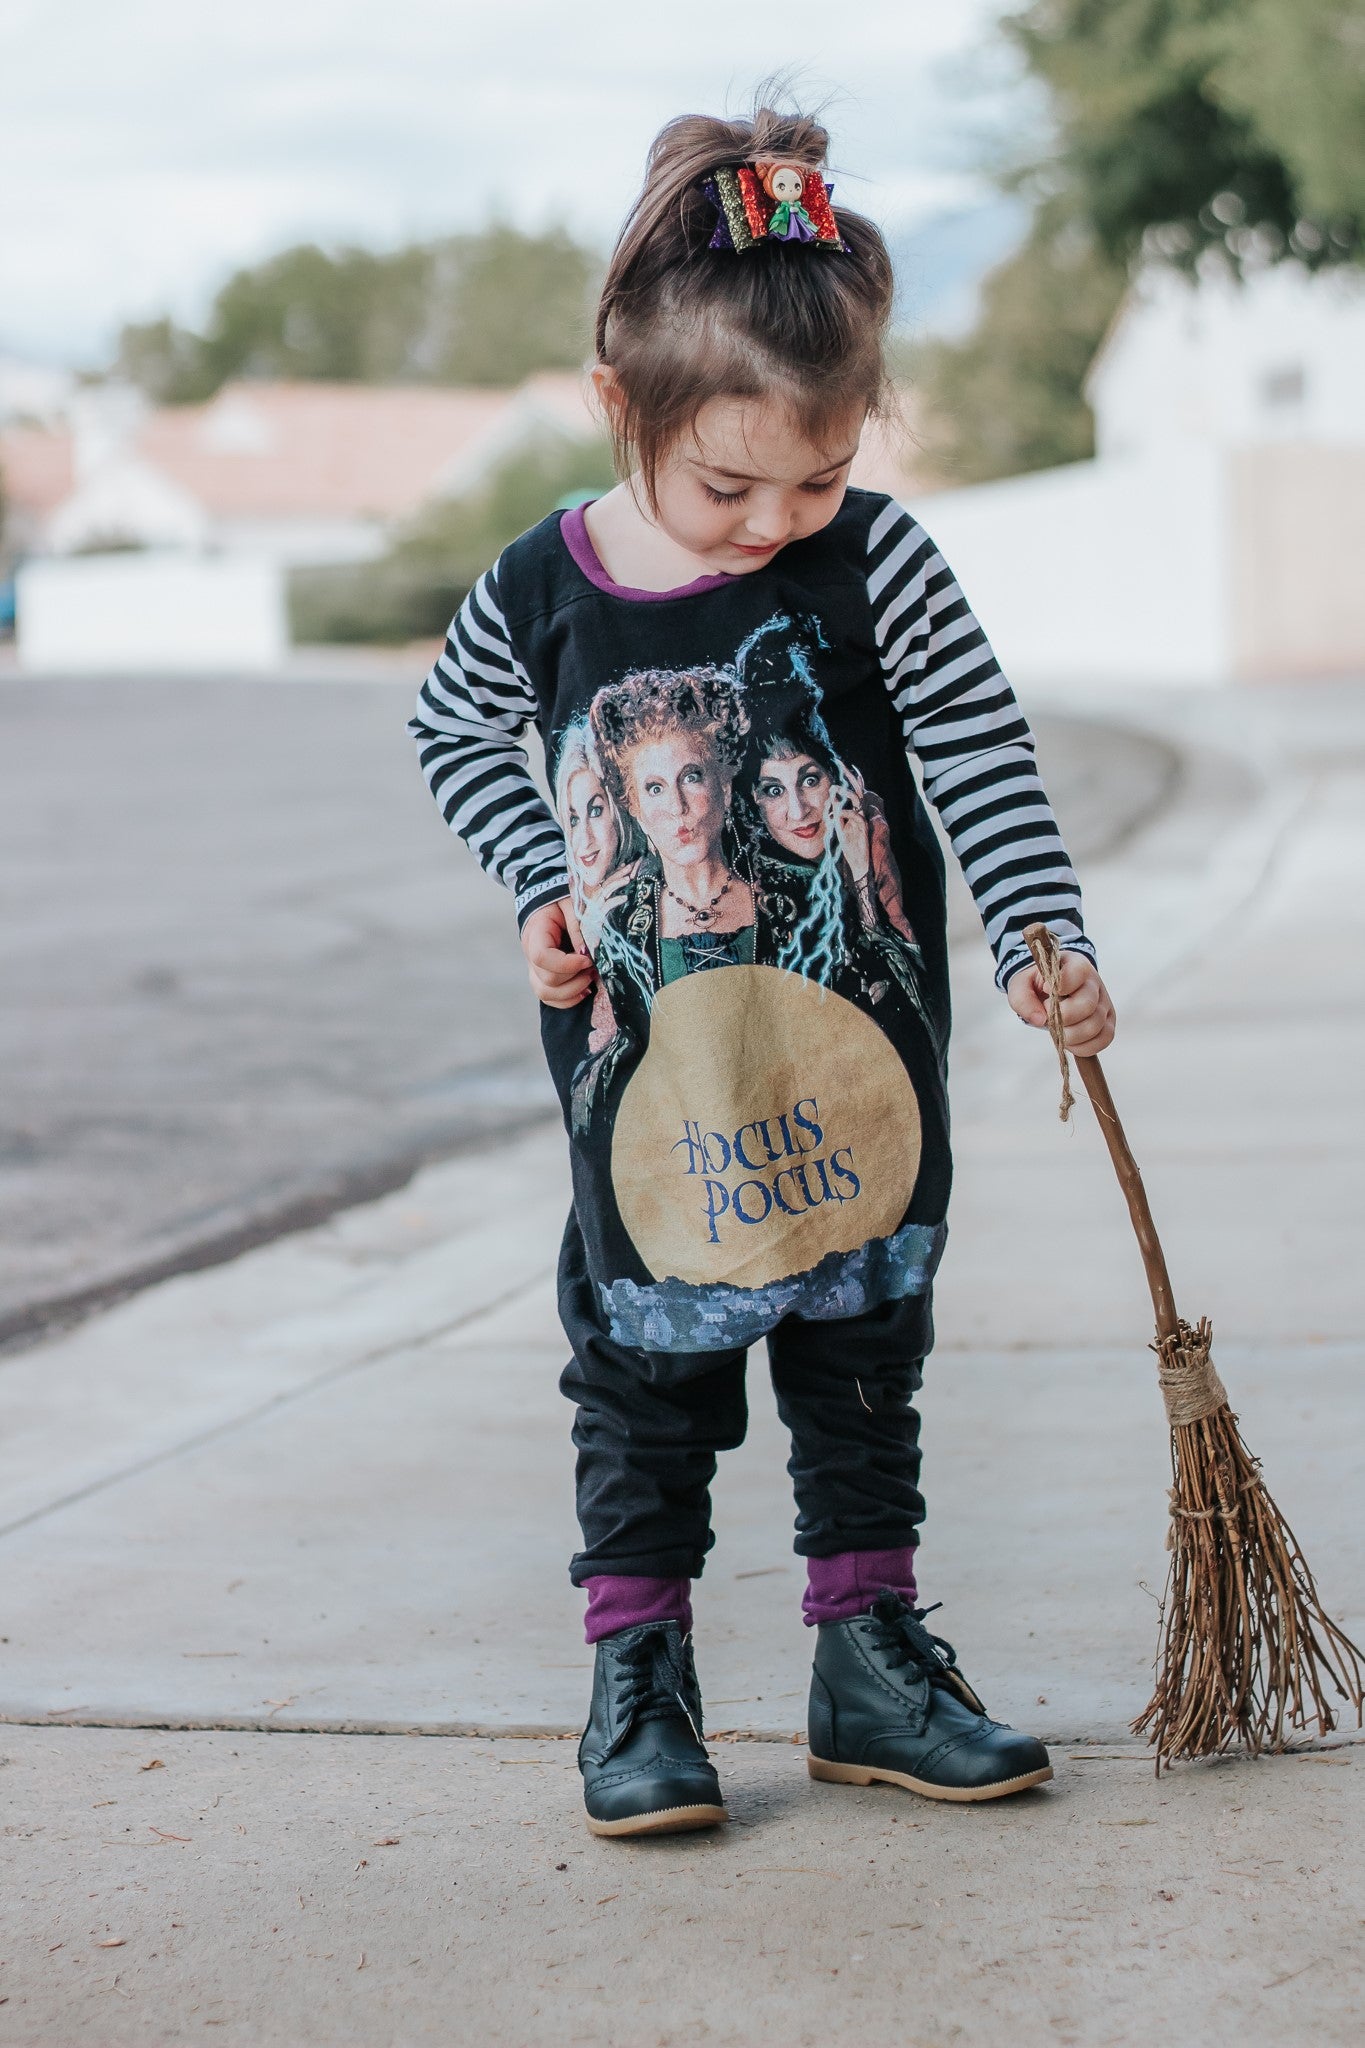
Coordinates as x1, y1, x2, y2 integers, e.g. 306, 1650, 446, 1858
732, 540, 781, 557
790, 822, 820, 840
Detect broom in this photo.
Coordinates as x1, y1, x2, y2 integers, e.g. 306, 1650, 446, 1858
1023, 923, 1364, 1767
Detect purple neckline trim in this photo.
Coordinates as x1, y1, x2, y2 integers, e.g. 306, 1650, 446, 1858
560, 503, 734, 603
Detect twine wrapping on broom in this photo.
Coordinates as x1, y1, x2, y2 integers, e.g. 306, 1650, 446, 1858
1023, 922, 1364, 1766
1154, 1321, 1228, 1428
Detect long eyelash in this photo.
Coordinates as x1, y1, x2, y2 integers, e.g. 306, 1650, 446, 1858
802, 476, 841, 494
703, 483, 748, 505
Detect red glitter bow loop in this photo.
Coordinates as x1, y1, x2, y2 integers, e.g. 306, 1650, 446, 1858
703, 162, 846, 253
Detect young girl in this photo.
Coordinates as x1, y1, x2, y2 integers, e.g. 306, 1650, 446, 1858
410, 106, 1115, 1839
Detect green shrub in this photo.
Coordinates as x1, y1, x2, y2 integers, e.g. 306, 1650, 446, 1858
289, 435, 618, 644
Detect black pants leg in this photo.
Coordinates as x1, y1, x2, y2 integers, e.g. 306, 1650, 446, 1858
558, 1213, 748, 1585
559, 1211, 932, 1584
766, 1288, 931, 1559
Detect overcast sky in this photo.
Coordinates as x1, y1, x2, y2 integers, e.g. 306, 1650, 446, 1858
2, 0, 1026, 366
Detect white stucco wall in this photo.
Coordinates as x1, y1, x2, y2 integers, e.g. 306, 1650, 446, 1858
16, 554, 289, 674
907, 445, 1231, 690
1089, 265, 1365, 461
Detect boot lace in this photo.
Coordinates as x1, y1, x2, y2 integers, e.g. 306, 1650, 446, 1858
613, 1626, 701, 1744
864, 1592, 968, 1715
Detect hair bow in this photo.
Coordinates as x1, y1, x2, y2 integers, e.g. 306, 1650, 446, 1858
703, 162, 845, 253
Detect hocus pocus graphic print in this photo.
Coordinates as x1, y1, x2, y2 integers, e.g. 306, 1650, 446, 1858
549, 612, 949, 1350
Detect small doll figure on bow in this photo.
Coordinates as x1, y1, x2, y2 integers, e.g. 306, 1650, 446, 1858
756, 161, 817, 242
704, 162, 846, 253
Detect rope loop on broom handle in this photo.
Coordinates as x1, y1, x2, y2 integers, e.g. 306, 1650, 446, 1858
1027, 924, 1075, 1122
1023, 923, 1181, 1348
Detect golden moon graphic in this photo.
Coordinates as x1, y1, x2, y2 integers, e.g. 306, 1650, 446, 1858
611, 964, 921, 1290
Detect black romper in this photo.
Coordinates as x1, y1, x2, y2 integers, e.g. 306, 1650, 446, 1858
409, 490, 1094, 1579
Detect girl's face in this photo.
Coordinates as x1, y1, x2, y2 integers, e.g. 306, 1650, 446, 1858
648, 396, 862, 576
754, 751, 831, 859
625, 732, 730, 870
564, 765, 617, 890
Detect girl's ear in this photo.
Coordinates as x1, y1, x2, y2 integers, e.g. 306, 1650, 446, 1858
590, 363, 623, 425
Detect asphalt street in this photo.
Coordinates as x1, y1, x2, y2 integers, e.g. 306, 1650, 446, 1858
1, 665, 1174, 1340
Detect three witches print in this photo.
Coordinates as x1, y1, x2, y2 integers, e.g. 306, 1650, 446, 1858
550, 612, 936, 1142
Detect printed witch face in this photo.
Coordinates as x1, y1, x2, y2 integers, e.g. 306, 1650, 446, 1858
755, 750, 832, 860
564, 765, 618, 894
625, 733, 730, 871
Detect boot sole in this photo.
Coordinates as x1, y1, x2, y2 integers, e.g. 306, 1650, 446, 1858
586, 1803, 729, 1839
808, 1755, 1053, 1803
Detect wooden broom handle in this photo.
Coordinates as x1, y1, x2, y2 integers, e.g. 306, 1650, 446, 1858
1023, 924, 1180, 1344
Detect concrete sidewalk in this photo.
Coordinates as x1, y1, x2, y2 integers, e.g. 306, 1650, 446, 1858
2, 683, 1363, 2043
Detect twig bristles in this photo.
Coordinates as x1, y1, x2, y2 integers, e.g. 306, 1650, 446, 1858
1134, 1318, 1365, 1767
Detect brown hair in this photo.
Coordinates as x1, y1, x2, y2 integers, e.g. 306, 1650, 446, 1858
590, 669, 750, 816
596, 101, 895, 502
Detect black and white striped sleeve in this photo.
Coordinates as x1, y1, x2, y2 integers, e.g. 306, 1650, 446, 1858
866, 499, 1096, 990
407, 564, 569, 929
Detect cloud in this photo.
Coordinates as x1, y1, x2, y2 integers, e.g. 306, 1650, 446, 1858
0, 0, 1010, 362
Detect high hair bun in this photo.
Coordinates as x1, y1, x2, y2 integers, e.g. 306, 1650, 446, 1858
593, 99, 894, 504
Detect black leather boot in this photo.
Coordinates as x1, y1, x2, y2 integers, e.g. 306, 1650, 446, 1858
808, 1591, 1052, 1803
579, 1620, 728, 1838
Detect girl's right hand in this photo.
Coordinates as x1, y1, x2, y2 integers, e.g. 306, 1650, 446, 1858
522, 898, 595, 1008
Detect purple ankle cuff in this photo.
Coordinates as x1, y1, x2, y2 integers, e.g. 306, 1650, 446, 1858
803, 1548, 918, 1628
583, 1574, 693, 1645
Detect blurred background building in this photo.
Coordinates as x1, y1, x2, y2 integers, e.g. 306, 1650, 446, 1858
915, 262, 1365, 687
2, 0, 1363, 684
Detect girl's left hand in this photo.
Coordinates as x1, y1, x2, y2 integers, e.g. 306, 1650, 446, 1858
1007, 950, 1116, 1056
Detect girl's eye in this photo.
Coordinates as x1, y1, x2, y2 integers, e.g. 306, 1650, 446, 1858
680, 765, 704, 784
702, 483, 748, 505
757, 780, 782, 800
644, 781, 663, 796
567, 809, 579, 829
799, 769, 823, 789
587, 798, 603, 818
802, 476, 842, 495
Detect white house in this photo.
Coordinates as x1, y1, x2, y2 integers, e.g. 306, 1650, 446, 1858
6, 375, 603, 569
909, 262, 1365, 687
3, 373, 611, 671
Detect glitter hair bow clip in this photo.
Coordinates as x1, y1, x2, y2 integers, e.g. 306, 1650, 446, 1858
703, 161, 846, 253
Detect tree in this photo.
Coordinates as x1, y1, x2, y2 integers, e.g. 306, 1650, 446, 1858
916, 0, 1365, 484
1213, 0, 1365, 233
911, 210, 1126, 484
114, 317, 219, 404
289, 435, 618, 644
423, 225, 607, 387
1003, 0, 1365, 271
116, 226, 602, 402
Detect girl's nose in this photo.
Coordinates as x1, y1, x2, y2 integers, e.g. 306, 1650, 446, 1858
742, 498, 793, 546
784, 791, 803, 821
